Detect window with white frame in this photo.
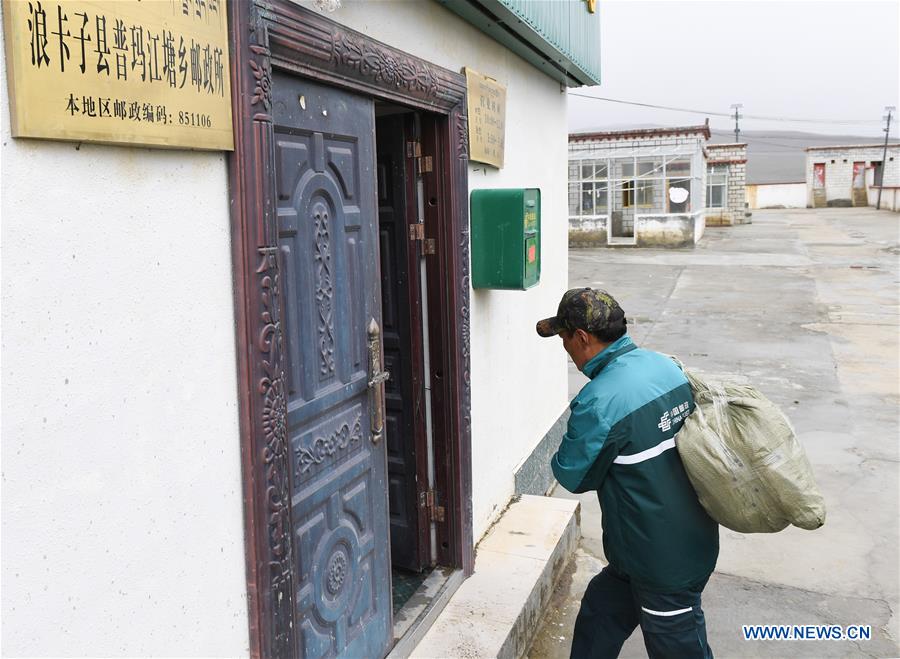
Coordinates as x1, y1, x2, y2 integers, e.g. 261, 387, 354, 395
569, 159, 609, 218
707, 164, 728, 208
569, 148, 701, 217
621, 161, 657, 208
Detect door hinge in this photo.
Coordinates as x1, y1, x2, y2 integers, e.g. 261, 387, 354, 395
410, 224, 436, 255
409, 223, 425, 242
420, 490, 446, 523
416, 155, 433, 175
407, 140, 432, 174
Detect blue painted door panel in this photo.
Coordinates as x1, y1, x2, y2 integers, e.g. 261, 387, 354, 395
273, 72, 392, 659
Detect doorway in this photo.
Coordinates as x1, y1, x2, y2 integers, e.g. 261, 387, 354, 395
375, 108, 469, 651
852, 161, 867, 206
226, 3, 474, 656
813, 162, 826, 207
269, 78, 450, 656
374, 106, 433, 589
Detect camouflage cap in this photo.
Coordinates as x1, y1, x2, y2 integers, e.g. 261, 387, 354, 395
536, 288, 626, 337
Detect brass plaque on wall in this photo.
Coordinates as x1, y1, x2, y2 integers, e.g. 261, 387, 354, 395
2, 0, 234, 150
464, 67, 506, 168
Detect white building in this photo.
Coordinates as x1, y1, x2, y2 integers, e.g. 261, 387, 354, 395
1, 1, 600, 656
805, 143, 900, 210
568, 124, 710, 248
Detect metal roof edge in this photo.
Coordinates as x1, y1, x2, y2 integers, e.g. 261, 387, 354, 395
436, 0, 601, 87
569, 123, 712, 142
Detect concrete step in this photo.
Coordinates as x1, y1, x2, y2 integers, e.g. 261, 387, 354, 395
409, 494, 580, 659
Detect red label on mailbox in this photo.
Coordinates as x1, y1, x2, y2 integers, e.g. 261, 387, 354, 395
528, 245, 536, 263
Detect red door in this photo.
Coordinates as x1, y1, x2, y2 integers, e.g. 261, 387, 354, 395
814, 163, 825, 188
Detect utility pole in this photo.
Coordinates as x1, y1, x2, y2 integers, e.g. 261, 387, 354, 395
731, 103, 743, 143
877, 105, 895, 211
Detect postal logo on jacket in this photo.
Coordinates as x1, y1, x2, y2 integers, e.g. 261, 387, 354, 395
658, 402, 690, 433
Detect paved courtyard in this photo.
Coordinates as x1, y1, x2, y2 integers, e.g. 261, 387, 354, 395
528, 209, 900, 658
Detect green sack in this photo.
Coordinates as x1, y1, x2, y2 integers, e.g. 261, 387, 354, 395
674, 363, 826, 533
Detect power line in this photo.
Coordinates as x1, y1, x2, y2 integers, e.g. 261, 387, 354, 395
725, 135, 886, 150
568, 92, 896, 125
568, 92, 733, 118
710, 130, 874, 140
744, 137, 825, 149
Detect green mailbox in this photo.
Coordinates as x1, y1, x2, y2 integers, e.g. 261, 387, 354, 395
471, 188, 541, 290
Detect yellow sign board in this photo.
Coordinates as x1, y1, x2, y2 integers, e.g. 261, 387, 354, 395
464, 67, 506, 169
2, 0, 234, 150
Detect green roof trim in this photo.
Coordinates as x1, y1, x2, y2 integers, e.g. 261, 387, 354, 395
436, 0, 601, 87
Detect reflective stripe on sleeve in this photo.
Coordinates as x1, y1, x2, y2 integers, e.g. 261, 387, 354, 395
613, 438, 676, 465
641, 606, 693, 617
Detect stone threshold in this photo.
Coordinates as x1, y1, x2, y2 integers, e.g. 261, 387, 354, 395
407, 494, 580, 659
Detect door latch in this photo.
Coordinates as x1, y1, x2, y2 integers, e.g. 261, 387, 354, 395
366, 319, 390, 444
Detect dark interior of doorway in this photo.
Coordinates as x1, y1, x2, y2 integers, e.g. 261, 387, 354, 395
375, 103, 438, 623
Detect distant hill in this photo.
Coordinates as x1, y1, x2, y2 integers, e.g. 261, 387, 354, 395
709, 130, 885, 184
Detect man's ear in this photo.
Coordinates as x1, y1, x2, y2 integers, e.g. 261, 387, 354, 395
575, 328, 591, 345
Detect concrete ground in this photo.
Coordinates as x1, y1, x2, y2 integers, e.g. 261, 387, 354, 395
528, 209, 900, 658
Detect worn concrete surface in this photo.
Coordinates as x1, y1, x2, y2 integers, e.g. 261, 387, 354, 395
529, 209, 900, 658
411, 495, 580, 659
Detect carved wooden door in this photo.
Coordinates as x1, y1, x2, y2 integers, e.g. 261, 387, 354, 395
273, 73, 392, 658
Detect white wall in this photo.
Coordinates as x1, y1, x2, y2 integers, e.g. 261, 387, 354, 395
0, 24, 250, 659
870, 187, 900, 211
747, 183, 807, 209
305, 1, 570, 540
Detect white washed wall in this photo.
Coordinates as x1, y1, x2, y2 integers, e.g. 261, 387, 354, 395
0, 24, 250, 659
805, 146, 900, 206
303, 0, 570, 539
747, 183, 807, 209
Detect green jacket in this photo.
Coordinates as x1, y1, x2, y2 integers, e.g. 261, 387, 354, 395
552, 335, 718, 592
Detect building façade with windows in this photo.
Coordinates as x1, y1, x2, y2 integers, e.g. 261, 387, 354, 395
567, 123, 711, 248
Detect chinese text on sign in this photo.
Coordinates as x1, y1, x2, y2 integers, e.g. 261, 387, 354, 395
3, 0, 234, 150
464, 67, 506, 169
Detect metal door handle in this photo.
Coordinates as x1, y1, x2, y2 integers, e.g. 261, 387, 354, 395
367, 318, 390, 444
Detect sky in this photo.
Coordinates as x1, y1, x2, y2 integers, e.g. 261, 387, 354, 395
568, 0, 900, 138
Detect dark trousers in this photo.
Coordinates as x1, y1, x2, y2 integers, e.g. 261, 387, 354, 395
570, 565, 713, 659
